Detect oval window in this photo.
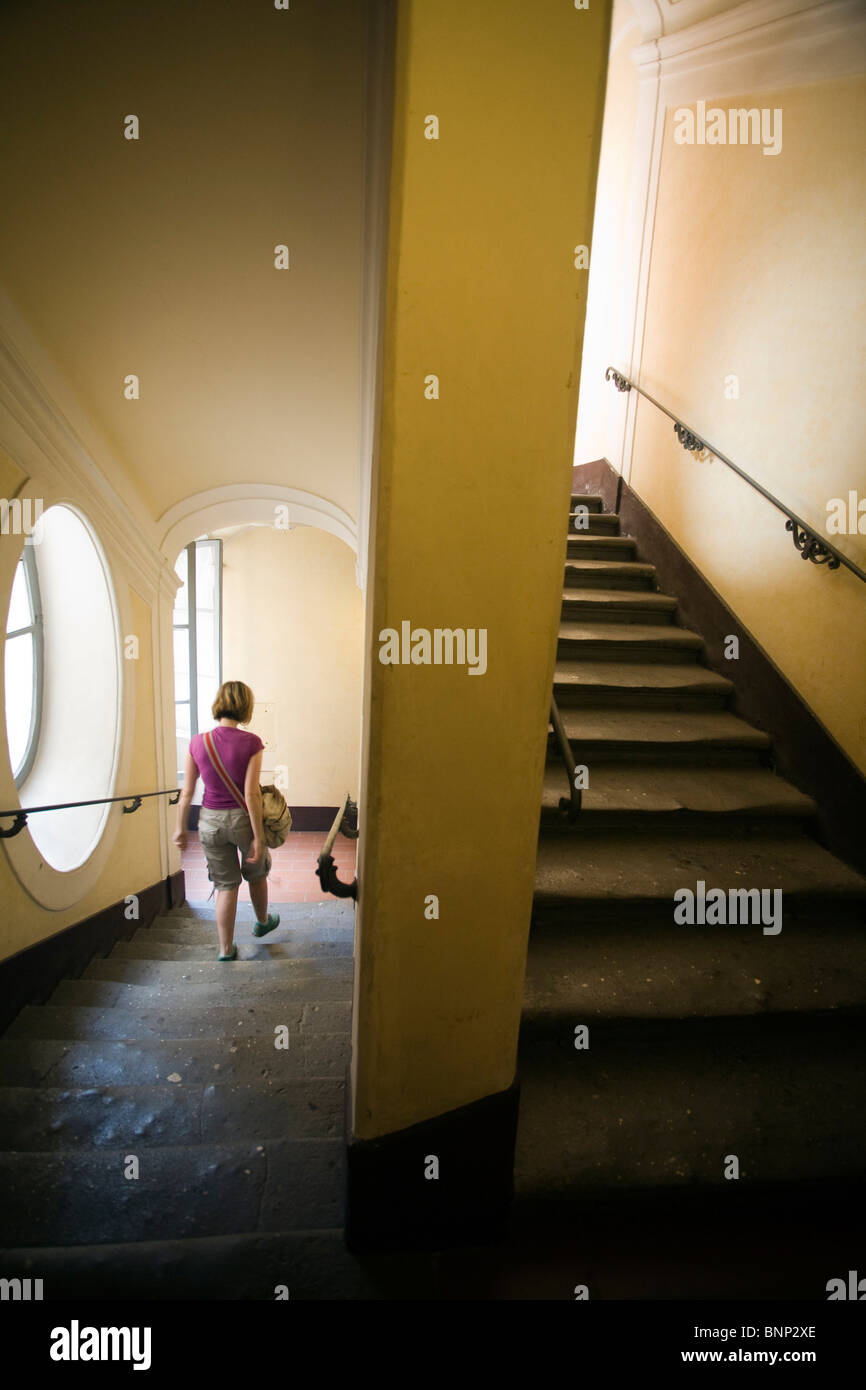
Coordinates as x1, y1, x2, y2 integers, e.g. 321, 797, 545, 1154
4, 506, 120, 870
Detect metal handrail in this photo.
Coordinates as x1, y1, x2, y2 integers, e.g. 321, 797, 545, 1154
0, 787, 181, 839
550, 696, 581, 820
605, 367, 866, 585
316, 792, 359, 899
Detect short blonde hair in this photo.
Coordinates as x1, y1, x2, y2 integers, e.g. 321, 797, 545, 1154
212, 680, 254, 724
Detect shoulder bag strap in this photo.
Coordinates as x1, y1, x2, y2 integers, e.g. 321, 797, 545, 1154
201, 730, 248, 811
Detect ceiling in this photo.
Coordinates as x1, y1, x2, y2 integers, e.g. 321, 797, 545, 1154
0, 0, 368, 524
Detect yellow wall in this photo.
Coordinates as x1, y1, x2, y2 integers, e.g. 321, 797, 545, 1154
632, 75, 866, 772
353, 0, 611, 1139
221, 526, 363, 805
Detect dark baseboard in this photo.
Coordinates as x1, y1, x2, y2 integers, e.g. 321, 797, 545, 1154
0, 870, 185, 1035
574, 458, 866, 876
345, 1079, 520, 1253
288, 806, 341, 831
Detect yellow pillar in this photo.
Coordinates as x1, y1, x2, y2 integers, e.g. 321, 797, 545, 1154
350, 0, 611, 1245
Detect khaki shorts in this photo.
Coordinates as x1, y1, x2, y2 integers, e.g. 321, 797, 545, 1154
197, 807, 272, 891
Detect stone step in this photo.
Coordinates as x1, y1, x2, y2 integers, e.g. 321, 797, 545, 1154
521, 918, 866, 1030
160, 901, 355, 928
5, 1000, 351, 1042
558, 620, 703, 663
113, 936, 353, 961
0, 1229, 366, 1299
0, 1139, 345, 1246
540, 762, 816, 830
47, 977, 354, 1009
145, 921, 353, 947
550, 705, 770, 760
533, 830, 866, 918
570, 493, 605, 513
568, 511, 620, 535
560, 588, 677, 625
0, 1072, 344, 1148
565, 534, 636, 561
553, 659, 732, 709
564, 558, 656, 592
82, 955, 353, 986
0, 1031, 349, 1087
513, 1023, 866, 1198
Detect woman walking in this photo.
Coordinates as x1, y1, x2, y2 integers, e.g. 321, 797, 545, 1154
173, 680, 279, 960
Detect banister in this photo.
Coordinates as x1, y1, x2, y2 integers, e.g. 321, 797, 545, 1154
605, 367, 866, 585
550, 695, 581, 820
0, 786, 181, 838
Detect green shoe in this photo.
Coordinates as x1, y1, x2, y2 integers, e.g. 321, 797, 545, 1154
253, 913, 280, 938
218, 944, 238, 961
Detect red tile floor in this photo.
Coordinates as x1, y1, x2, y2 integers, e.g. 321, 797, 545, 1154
181, 828, 357, 904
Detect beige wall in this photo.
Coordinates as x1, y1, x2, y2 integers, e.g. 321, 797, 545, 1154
631, 75, 866, 773
220, 526, 363, 806
353, 0, 611, 1139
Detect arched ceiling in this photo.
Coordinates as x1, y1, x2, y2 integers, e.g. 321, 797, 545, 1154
0, 0, 368, 524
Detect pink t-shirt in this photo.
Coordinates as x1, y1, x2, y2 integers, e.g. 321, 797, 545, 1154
190, 726, 264, 810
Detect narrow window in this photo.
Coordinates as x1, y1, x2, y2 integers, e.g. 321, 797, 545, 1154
5, 545, 44, 786
173, 539, 222, 781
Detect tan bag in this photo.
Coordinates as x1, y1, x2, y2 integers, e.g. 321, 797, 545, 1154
259, 784, 292, 848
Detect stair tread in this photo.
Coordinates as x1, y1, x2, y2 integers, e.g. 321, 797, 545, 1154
5, 1001, 351, 1042
553, 706, 770, 747
113, 937, 352, 961
48, 978, 354, 1008
0, 1139, 346, 1245
561, 588, 676, 608
540, 762, 815, 818
522, 919, 866, 1022
534, 831, 866, 904
566, 535, 635, 550
0, 1077, 345, 1148
558, 620, 701, 647
553, 660, 732, 695
514, 1026, 866, 1196
82, 956, 353, 984
0, 1230, 363, 1300
0, 1032, 348, 1087
564, 558, 654, 576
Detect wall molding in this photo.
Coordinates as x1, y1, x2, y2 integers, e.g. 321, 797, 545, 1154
0, 308, 169, 601
157, 484, 358, 566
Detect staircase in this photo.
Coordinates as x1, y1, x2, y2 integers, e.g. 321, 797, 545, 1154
0, 900, 363, 1299
514, 491, 866, 1293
